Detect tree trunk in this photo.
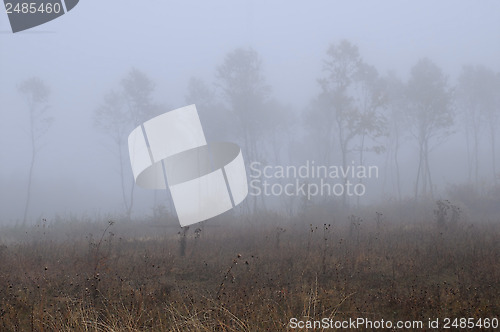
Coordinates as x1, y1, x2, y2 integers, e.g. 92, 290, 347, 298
356, 133, 366, 207
394, 129, 402, 201
341, 142, 348, 207
118, 139, 134, 220
464, 119, 472, 183
424, 139, 434, 199
23, 110, 36, 226
414, 141, 424, 200
23, 151, 35, 226
491, 122, 497, 184
473, 119, 479, 187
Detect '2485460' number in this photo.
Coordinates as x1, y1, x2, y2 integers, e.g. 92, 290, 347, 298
5, 2, 61, 14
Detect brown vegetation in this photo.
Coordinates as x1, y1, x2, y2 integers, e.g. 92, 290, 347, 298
0, 212, 498, 331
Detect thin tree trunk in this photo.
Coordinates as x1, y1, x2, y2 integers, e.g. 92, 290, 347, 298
473, 123, 479, 187
118, 140, 131, 219
23, 110, 36, 226
464, 119, 472, 183
491, 122, 497, 184
424, 139, 434, 198
357, 133, 366, 208
421, 141, 428, 196
414, 141, 424, 200
337, 117, 349, 207
341, 142, 348, 207
23, 151, 35, 226
394, 129, 402, 201
127, 177, 135, 220
253, 137, 267, 212
382, 134, 391, 193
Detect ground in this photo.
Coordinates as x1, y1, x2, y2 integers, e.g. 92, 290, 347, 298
0, 213, 498, 331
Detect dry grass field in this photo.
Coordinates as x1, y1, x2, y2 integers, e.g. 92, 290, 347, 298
0, 208, 498, 331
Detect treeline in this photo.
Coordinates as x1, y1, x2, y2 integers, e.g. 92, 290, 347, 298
18, 40, 500, 219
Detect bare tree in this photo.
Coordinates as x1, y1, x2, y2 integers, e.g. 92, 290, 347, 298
494, 73, 500, 183
406, 58, 453, 199
353, 64, 387, 163
312, 40, 361, 205
18, 77, 52, 225
306, 40, 386, 205
215, 48, 273, 211
456, 65, 491, 186
352, 63, 387, 206
476, 68, 500, 184
94, 90, 133, 219
320, 40, 360, 172
95, 68, 162, 220
216, 48, 271, 163
382, 72, 406, 201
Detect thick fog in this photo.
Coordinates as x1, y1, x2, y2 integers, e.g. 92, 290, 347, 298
1, 1, 500, 223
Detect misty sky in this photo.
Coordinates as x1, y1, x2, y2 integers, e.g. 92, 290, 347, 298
1, 1, 499, 221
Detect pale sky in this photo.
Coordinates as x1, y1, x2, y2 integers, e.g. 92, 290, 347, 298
1, 1, 499, 221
